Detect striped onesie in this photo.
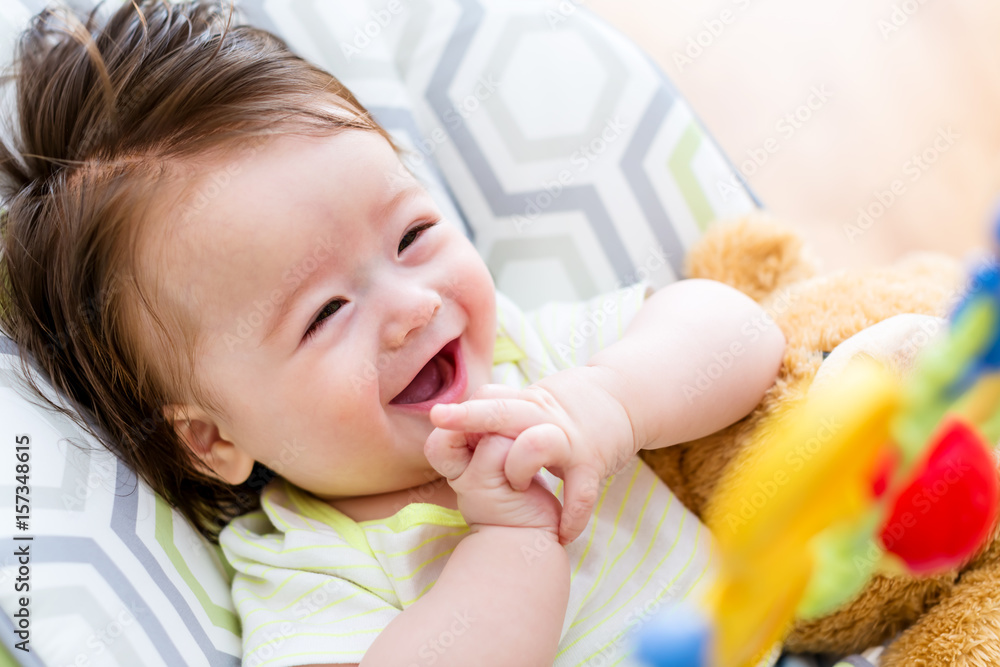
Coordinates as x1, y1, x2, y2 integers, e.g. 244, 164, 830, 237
220, 282, 718, 667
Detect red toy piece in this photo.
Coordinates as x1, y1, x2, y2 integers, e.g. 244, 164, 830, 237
878, 418, 1000, 574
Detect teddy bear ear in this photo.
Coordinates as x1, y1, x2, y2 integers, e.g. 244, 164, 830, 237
683, 214, 819, 303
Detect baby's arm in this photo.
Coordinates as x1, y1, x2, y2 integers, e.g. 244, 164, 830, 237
358, 524, 568, 667
589, 277, 786, 451
306, 435, 571, 667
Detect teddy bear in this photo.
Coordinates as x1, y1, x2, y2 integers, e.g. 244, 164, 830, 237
639, 216, 1000, 666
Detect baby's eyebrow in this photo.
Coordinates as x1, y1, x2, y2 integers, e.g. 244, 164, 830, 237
372, 183, 425, 222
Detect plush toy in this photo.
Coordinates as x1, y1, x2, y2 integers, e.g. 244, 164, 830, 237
639, 216, 1000, 666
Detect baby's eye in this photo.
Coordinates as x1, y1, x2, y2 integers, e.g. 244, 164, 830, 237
304, 299, 345, 340
398, 221, 439, 254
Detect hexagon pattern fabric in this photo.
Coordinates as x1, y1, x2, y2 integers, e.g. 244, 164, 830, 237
0, 0, 757, 664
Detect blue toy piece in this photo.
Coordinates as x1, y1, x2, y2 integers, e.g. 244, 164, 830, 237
947, 259, 1000, 397
633, 602, 711, 667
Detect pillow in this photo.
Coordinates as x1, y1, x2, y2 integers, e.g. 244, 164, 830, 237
0, 345, 243, 665
0, 0, 759, 664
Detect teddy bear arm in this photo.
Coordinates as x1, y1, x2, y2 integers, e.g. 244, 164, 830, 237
783, 573, 953, 655
880, 563, 1000, 667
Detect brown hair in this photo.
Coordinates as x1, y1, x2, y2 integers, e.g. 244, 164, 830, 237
0, 0, 401, 541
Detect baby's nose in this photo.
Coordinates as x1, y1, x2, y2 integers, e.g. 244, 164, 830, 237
385, 292, 442, 349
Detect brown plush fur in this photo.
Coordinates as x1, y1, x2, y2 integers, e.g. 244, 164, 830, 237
639, 217, 1000, 665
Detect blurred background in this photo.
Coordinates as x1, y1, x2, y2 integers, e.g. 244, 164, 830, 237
590, 0, 1000, 271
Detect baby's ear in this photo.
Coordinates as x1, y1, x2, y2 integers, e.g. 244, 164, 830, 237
162, 404, 256, 485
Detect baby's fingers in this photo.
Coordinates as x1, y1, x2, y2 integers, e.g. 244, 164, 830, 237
504, 423, 571, 492
559, 466, 603, 545
430, 397, 542, 437
424, 427, 475, 480
430, 384, 523, 433
467, 383, 522, 402
449, 433, 516, 496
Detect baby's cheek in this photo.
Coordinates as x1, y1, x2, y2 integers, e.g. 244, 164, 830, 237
315, 377, 368, 423
469, 322, 498, 390
453, 250, 494, 313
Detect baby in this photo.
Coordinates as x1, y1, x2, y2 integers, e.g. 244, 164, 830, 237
0, 2, 785, 666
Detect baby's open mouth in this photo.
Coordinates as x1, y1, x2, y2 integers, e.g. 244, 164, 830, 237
389, 340, 458, 405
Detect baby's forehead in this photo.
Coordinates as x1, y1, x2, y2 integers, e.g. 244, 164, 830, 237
140, 131, 423, 337
174, 131, 416, 214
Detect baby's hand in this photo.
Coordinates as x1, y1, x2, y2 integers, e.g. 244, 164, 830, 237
425, 431, 562, 538
426, 367, 637, 545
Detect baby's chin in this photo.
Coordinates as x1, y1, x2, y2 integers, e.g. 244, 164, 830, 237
398, 474, 458, 510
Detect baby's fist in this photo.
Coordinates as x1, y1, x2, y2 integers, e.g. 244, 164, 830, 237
431, 432, 562, 538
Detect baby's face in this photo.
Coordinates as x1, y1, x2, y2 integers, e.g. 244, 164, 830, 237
156, 130, 496, 500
